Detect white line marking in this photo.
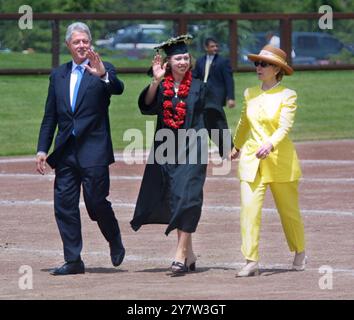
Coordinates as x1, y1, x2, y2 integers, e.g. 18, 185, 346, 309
301, 160, 354, 165
1, 155, 354, 165
206, 177, 354, 183
0, 173, 55, 179
0, 158, 33, 163
1, 173, 354, 184
204, 206, 354, 216
0, 200, 352, 216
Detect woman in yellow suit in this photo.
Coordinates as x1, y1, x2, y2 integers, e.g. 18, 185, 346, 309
231, 45, 307, 277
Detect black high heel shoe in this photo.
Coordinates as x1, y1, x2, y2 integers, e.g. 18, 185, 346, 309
171, 258, 197, 274
188, 261, 196, 271
171, 259, 188, 274
187, 255, 197, 271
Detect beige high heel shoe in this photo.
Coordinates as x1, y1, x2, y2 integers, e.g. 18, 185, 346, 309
292, 251, 307, 271
236, 261, 259, 277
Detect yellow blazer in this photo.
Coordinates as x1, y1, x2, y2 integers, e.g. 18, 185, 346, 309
233, 85, 302, 183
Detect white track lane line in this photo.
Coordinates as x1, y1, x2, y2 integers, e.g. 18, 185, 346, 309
1, 154, 354, 165
0, 200, 352, 216
1, 173, 354, 184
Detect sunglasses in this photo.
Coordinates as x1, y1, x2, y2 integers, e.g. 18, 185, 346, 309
254, 61, 274, 68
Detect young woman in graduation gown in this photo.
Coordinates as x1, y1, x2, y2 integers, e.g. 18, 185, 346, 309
130, 35, 232, 274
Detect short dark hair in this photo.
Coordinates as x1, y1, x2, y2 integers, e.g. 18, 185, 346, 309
204, 37, 218, 47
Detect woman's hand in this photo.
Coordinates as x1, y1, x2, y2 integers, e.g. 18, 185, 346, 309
256, 142, 273, 159
145, 53, 167, 105
152, 53, 167, 82
230, 147, 240, 160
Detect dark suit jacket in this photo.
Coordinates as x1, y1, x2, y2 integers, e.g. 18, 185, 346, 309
37, 61, 124, 169
193, 54, 235, 108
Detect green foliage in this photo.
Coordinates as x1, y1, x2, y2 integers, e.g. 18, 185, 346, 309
239, 0, 349, 13
0, 0, 117, 12
164, 0, 239, 13
1, 0, 354, 13
0, 0, 353, 63
329, 48, 354, 63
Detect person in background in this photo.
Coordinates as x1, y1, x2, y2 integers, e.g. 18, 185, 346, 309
231, 45, 307, 277
266, 31, 280, 48
193, 37, 235, 109
266, 31, 296, 58
36, 22, 125, 275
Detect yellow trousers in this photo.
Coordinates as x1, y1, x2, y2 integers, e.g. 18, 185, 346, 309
240, 172, 305, 261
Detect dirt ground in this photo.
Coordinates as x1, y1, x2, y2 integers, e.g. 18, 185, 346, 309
0, 140, 353, 300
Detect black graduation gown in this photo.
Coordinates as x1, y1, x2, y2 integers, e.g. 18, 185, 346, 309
130, 77, 231, 235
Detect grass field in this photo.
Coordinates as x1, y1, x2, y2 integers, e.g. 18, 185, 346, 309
0, 52, 151, 69
0, 70, 353, 156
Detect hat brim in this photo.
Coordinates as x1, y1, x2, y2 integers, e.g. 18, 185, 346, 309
248, 54, 293, 75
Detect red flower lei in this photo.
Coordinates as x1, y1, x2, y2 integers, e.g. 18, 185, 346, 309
162, 70, 192, 129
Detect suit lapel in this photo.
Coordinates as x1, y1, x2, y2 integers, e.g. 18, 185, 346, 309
210, 54, 218, 69
60, 62, 72, 113
201, 55, 207, 77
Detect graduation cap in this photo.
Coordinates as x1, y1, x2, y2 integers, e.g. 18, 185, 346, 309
154, 34, 193, 56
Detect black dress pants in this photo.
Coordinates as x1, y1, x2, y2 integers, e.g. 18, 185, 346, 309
54, 137, 123, 262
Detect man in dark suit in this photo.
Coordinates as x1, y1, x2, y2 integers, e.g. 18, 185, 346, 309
36, 22, 125, 275
193, 37, 235, 109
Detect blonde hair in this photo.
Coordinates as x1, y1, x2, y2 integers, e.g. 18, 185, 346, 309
276, 69, 285, 81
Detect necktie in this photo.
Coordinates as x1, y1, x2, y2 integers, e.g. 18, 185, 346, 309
71, 65, 83, 112
203, 56, 212, 83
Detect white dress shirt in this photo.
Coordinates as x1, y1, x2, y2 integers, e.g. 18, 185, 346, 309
203, 54, 215, 83
70, 59, 89, 107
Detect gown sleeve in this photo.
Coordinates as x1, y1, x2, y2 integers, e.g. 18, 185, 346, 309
203, 84, 233, 158
138, 84, 161, 115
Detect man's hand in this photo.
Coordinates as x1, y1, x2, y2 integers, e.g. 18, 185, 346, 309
227, 99, 236, 109
85, 48, 106, 77
36, 152, 47, 175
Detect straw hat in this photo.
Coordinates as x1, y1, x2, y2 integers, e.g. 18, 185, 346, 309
247, 44, 293, 75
